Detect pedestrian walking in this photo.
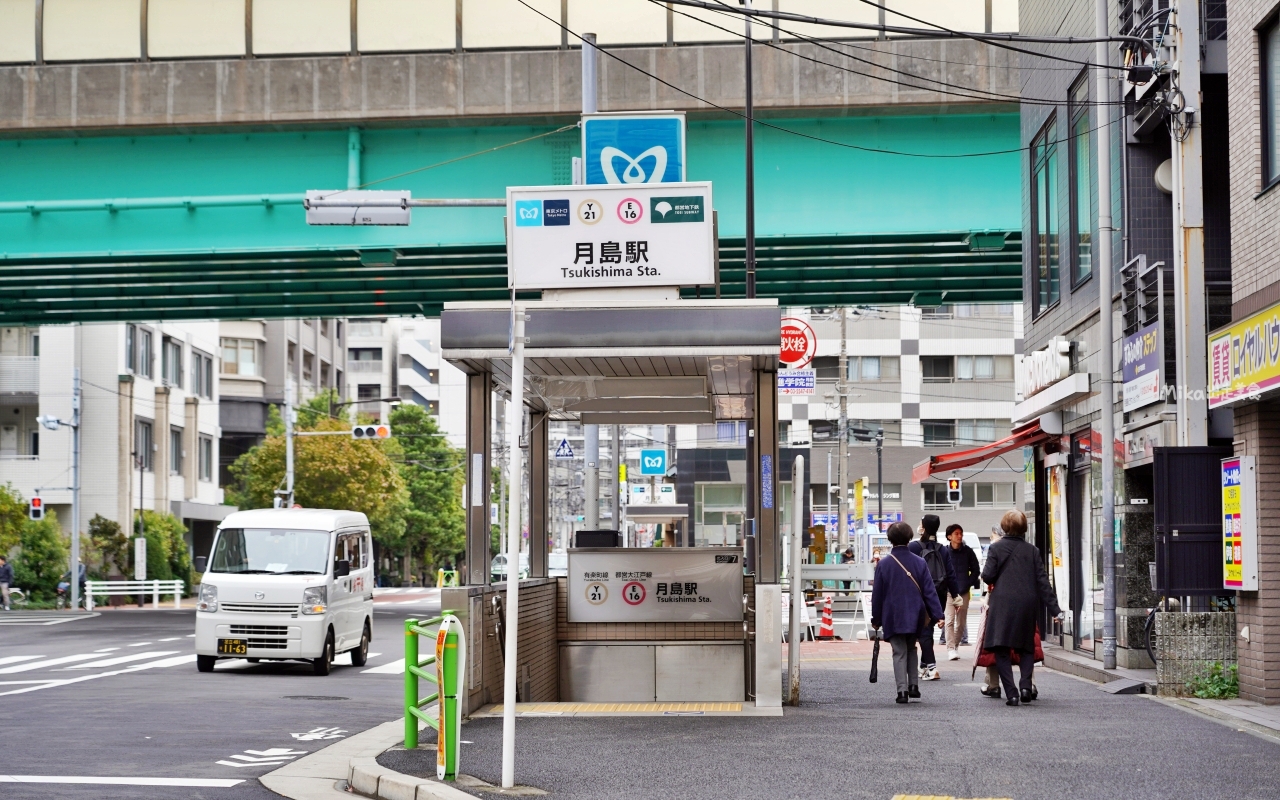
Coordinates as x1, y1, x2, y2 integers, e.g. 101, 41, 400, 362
944, 523, 981, 659
975, 525, 1004, 697
908, 514, 961, 680
870, 521, 945, 704
980, 509, 1063, 706
0, 555, 11, 611
839, 545, 856, 590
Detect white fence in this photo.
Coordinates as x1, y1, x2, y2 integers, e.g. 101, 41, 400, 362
85, 579, 185, 610
0, 0, 1019, 65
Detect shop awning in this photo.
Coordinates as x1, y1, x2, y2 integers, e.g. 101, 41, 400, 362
911, 415, 1061, 484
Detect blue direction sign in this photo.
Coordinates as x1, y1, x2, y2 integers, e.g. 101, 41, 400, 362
583, 114, 686, 185
554, 438, 575, 459
639, 449, 667, 475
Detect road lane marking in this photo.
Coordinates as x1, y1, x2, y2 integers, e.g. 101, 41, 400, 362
93, 648, 120, 653
0, 775, 244, 787
127, 641, 153, 647
158, 637, 181, 641
0, 656, 43, 667
361, 658, 405, 674
0, 654, 197, 697
67, 651, 180, 669
0, 653, 103, 673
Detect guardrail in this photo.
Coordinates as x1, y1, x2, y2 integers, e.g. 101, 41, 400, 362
436, 570, 459, 588
404, 613, 465, 781
84, 579, 184, 610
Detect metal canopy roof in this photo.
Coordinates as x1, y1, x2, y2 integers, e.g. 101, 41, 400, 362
0, 230, 1019, 325
442, 299, 775, 422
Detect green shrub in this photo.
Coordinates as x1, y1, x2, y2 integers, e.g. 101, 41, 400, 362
88, 515, 129, 580
1187, 662, 1239, 699
12, 510, 68, 602
134, 511, 192, 588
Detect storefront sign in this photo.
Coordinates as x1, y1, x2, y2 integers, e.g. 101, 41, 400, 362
1017, 339, 1071, 400
1123, 423, 1163, 466
854, 479, 865, 526
780, 317, 817, 369
1209, 303, 1280, 408
567, 549, 744, 622
1122, 322, 1162, 412
811, 513, 855, 536
506, 183, 714, 291
778, 369, 816, 395
1222, 456, 1258, 591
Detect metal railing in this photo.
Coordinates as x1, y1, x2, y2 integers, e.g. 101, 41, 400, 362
404, 612, 465, 781
85, 579, 184, 610
0, 356, 39, 393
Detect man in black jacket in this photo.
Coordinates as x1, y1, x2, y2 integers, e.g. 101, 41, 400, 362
0, 555, 12, 611
943, 523, 982, 659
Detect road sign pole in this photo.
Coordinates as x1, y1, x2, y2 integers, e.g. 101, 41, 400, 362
585, 425, 599, 530
501, 307, 526, 789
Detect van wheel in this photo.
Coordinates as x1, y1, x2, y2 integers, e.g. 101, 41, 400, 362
312, 632, 334, 676
196, 655, 217, 673
350, 623, 370, 667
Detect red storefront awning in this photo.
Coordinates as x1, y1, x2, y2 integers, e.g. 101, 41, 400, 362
911, 418, 1057, 484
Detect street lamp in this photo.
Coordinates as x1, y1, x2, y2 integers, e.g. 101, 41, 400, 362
35, 369, 81, 611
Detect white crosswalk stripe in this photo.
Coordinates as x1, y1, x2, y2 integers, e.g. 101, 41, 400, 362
362, 657, 405, 674
0, 654, 104, 674
67, 651, 180, 670
0, 656, 43, 667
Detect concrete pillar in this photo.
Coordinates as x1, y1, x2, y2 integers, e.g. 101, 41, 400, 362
184, 397, 199, 501
117, 375, 134, 531
529, 410, 549, 578
465, 372, 493, 585
754, 367, 780, 583
154, 386, 170, 515
1233, 401, 1280, 704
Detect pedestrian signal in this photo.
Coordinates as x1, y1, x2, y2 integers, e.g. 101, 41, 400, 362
29, 496, 44, 520
946, 479, 962, 505
352, 424, 392, 439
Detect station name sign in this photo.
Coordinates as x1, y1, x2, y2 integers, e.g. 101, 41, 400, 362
566, 548, 743, 623
506, 183, 715, 291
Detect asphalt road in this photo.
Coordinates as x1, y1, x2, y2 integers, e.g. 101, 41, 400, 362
383, 645, 1280, 800
0, 588, 440, 800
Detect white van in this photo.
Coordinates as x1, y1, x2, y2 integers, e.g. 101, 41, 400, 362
194, 508, 374, 676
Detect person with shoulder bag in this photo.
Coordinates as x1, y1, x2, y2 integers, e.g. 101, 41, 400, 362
980, 509, 1064, 706
871, 521, 946, 704
908, 514, 962, 680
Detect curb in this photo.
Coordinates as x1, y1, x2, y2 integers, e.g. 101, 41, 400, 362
261, 714, 475, 800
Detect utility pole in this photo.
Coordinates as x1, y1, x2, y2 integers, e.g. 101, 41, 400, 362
837, 309, 850, 551
1094, 0, 1118, 671
742, 0, 756, 300
70, 368, 81, 611
278, 377, 295, 508
876, 429, 884, 534
1170, 0, 1208, 447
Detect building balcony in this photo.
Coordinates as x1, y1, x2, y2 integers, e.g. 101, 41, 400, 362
0, 356, 38, 394
349, 360, 383, 374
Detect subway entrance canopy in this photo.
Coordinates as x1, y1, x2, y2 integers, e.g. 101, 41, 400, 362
0, 117, 1022, 325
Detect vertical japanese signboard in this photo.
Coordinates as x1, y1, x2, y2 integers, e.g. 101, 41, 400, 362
506, 183, 714, 291
1121, 322, 1162, 412
1221, 456, 1258, 591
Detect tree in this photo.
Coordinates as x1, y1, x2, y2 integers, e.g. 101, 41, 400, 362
88, 514, 129, 579
227, 406, 408, 547
0, 482, 28, 556
134, 511, 193, 588
13, 510, 67, 601
390, 404, 465, 575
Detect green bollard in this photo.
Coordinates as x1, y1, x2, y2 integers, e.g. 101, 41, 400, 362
404, 618, 419, 750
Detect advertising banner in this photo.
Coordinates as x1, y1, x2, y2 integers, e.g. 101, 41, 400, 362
507, 183, 714, 291
1122, 322, 1162, 412
1222, 456, 1258, 591
778, 369, 816, 396
567, 548, 744, 623
1209, 303, 1280, 408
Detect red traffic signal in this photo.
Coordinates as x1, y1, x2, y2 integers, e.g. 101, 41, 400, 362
29, 496, 44, 520
352, 424, 392, 440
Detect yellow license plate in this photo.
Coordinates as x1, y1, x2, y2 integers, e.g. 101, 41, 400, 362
217, 638, 248, 655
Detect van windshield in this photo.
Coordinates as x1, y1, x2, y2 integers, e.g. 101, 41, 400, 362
209, 528, 331, 575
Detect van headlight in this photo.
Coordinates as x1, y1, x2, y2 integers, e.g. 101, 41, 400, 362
302, 586, 327, 615
197, 583, 218, 613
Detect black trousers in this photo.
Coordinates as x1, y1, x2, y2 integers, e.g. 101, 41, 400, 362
992, 646, 1034, 699
917, 627, 937, 668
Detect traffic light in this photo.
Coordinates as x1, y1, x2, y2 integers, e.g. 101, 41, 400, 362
351, 424, 392, 440
946, 478, 962, 505
28, 496, 43, 520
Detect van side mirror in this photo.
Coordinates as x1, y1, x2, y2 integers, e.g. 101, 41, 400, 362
194, 556, 208, 573
334, 559, 351, 578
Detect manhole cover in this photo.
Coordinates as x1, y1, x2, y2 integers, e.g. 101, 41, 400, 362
282, 695, 350, 701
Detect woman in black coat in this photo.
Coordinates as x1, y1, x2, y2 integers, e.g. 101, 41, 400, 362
980, 509, 1062, 706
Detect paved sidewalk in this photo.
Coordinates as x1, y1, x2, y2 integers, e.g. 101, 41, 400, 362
373, 641, 1280, 800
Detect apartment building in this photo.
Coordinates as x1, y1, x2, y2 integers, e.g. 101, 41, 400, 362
218, 318, 347, 483
0, 323, 229, 557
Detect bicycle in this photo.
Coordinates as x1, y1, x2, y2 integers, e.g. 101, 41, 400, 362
7, 587, 27, 609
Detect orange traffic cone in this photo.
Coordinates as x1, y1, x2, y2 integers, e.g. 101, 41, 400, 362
817, 594, 836, 640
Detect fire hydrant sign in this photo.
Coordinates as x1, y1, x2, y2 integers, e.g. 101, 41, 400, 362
567, 548, 744, 623
506, 183, 715, 291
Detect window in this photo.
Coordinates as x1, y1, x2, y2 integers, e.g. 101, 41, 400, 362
350, 320, 383, 338
847, 356, 900, 381
321, 362, 331, 388
191, 350, 214, 399
287, 342, 296, 373
161, 338, 183, 387
336, 531, 370, 570
921, 356, 954, 382
1068, 75, 1093, 286
303, 351, 314, 383
357, 384, 382, 407
922, 483, 951, 511
31, 333, 38, 356
170, 427, 184, 475
956, 418, 999, 444
220, 338, 260, 377
716, 421, 747, 445
126, 325, 136, 372
1267, 19, 1280, 187
957, 355, 996, 381
349, 348, 382, 362
139, 329, 154, 379
953, 304, 1016, 318
1031, 117, 1060, 315
923, 420, 955, 446
335, 322, 344, 343
198, 436, 213, 482
135, 419, 154, 471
